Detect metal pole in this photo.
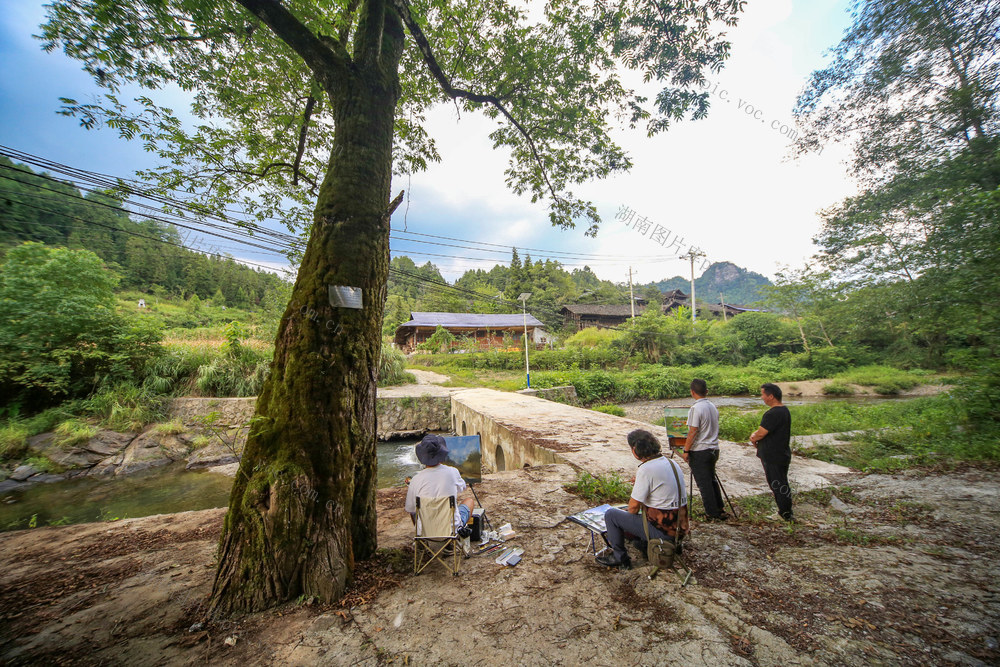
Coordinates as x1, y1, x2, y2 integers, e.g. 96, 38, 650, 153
629, 266, 635, 319
523, 302, 529, 387
518, 292, 532, 388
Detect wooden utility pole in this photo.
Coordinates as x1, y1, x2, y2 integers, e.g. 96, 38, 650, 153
628, 267, 636, 319
680, 249, 706, 323
720, 292, 727, 322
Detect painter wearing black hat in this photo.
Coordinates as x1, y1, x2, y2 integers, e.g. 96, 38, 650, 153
405, 434, 474, 535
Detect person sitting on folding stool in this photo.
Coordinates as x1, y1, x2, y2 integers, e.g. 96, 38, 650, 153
597, 429, 688, 570
405, 434, 474, 538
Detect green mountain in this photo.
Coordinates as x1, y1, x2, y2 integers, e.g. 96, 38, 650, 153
649, 262, 770, 306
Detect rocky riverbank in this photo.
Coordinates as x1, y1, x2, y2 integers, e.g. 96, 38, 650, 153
0, 399, 251, 496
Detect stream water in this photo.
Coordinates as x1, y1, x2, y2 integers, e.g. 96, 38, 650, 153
0, 440, 426, 533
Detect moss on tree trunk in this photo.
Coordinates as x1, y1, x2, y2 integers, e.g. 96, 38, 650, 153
208, 12, 403, 616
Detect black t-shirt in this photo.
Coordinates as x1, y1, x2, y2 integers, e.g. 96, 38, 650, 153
757, 405, 791, 463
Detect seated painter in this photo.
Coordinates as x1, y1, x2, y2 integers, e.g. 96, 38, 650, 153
596, 429, 688, 569
405, 434, 474, 537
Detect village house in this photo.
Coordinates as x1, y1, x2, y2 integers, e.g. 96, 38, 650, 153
560, 290, 756, 331
393, 312, 551, 353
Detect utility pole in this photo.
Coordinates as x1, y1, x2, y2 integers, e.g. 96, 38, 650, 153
680, 249, 706, 323
720, 292, 728, 322
628, 267, 636, 319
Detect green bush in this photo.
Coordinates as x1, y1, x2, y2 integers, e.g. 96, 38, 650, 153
422, 346, 627, 372
822, 382, 855, 396
953, 361, 1000, 431
417, 325, 456, 353
0, 422, 29, 460
834, 365, 923, 392
565, 472, 632, 504
378, 344, 417, 387
0, 243, 163, 407
195, 352, 270, 397
564, 327, 623, 349
591, 404, 626, 417
53, 419, 99, 448
85, 382, 168, 432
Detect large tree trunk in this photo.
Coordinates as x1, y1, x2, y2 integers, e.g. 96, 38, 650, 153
208, 26, 403, 616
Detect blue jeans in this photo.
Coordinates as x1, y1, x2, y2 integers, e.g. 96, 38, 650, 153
458, 503, 471, 527
604, 507, 669, 562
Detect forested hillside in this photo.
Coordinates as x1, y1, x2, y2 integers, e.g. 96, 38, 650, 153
0, 157, 287, 309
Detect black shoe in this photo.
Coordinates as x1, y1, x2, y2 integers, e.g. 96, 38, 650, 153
457, 525, 472, 538
595, 553, 631, 570
706, 512, 729, 522
780, 512, 794, 522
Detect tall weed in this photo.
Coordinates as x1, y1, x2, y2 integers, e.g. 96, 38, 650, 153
85, 383, 168, 432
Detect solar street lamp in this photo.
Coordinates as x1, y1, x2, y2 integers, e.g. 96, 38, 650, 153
518, 292, 532, 388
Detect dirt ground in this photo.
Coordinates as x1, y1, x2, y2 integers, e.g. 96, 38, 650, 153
1, 464, 998, 666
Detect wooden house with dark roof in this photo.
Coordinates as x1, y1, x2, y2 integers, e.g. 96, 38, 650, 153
561, 290, 758, 331
393, 312, 550, 353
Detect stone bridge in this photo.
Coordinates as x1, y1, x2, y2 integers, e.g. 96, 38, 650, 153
451, 388, 850, 498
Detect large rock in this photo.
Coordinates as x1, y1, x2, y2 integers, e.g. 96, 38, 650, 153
10, 465, 40, 482
185, 443, 241, 470
116, 430, 195, 476
27, 430, 136, 471
83, 431, 136, 456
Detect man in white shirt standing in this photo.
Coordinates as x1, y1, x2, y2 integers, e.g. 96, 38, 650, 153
597, 430, 687, 569
681, 378, 727, 521
405, 434, 474, 536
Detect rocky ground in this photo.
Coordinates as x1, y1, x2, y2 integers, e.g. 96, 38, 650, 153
1, 464, 997, 666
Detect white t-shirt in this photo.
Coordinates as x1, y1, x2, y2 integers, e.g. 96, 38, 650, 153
631, 457, 686, 510
405, 464, 467, 528
687, 398, 720, 451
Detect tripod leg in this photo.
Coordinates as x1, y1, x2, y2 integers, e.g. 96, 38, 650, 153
716, 473, 739, 518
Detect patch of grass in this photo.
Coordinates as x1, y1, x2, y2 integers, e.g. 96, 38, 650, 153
591, 404, 626, 417
828, 527, 902, 546
191, 435, 213, 449
53, 419, 99, 448
822, 382, 855, 396
833, 365, 926, 393
378, 344, 417, 387
23, 455, 61, 474
730, 493, 779, 524
565, 472, 632, 504
153, 420, 187, 435
85, 382, 168, 432
0, 422, 30, 460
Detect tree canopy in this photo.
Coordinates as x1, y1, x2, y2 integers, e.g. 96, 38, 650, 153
794, 0, 1000, 366
42, 0, 744, 235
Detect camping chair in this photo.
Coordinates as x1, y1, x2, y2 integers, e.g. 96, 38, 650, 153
413, 495, 462, 576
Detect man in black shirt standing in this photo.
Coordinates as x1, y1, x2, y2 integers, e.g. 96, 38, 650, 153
749, 383, 793, 521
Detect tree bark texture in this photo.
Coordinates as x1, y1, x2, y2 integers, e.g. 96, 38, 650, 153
209, 4, 404, 617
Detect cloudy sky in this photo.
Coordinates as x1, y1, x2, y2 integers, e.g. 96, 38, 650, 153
1, 0, 856, 285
